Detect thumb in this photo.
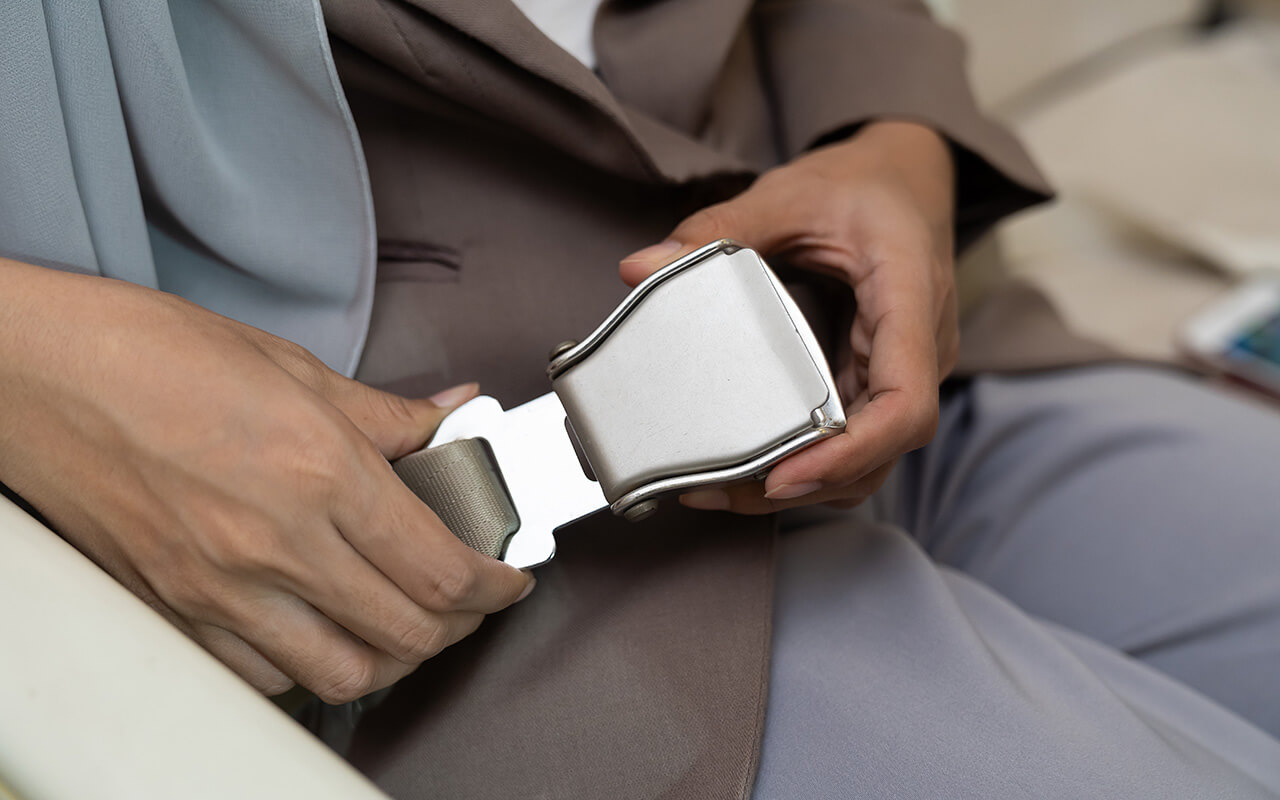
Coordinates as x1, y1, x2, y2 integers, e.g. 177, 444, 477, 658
327, 380, 480, 459
618, 191, 789, 287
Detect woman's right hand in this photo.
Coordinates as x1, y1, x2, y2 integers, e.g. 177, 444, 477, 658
0, 259, 532, 702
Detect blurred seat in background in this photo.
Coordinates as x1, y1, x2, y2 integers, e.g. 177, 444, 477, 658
935, 0, 1280, 363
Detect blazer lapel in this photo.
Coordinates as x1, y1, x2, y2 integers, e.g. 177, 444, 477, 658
594, 0, 753, 135
406, 0, 624, 131
328, 0, 754, 183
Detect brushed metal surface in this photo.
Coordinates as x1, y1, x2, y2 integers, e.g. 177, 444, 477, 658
552, 244, 840, 504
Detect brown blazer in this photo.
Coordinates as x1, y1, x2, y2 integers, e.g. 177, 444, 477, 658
317, 1, 1092, 796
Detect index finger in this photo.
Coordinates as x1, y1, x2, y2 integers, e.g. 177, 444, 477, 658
765, 269, 940, 493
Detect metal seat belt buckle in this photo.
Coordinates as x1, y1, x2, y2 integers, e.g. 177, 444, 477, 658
393, 240, 846, 569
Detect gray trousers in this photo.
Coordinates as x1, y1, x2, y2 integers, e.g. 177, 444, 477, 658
756, 366, 1280, 798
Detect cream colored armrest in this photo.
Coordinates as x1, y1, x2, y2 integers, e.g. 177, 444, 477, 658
0, 495, 390, 800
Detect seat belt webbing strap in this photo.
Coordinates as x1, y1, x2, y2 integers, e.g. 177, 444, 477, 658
392, 439, 519, 560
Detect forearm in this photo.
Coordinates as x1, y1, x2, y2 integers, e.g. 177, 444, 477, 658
0, 259, 93, 461
1, 257, 95, 370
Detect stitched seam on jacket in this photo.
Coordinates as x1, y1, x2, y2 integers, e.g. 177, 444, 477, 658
738, 521, 778, 800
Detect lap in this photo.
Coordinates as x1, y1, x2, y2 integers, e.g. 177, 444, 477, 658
756, 517, 1280, 799
899, 365, 1280, 735
755, 366, 1280, 798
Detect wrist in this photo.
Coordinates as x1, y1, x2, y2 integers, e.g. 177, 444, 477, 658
0, 259, 57, 377
0, 260, 136, 395
839, 120, 952, 220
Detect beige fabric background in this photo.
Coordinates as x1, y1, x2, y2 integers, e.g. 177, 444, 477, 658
940, 0, 1280, 363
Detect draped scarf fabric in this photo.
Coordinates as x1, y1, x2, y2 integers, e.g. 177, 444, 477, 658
0, 0, 375, 374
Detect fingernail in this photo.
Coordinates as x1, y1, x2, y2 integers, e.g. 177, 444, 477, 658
679, 489, 731, 511
621, 239, 681, 266
428, 382, 479, 408
764, 481, 823, 501
516, 574, 536, 603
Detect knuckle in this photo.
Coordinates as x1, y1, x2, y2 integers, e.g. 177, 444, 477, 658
907, 399, 940, 450
391, 615, 450, 663
128, 575, 186, 621
820, 436, 861, 476
196, 511, 285, 580
161, 571, 231, 620
424, 559, 479, 609
331, 379, 419, 430
684, 203, 739, 239
265, 337, 332, 390
797, 169, 843, 203
282, 425, 351, 499
372, 389, 417, 425
315, 652, 378, 705
211, 538, 268, 577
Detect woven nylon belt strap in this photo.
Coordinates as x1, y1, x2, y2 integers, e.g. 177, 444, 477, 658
392, 439, 519, 560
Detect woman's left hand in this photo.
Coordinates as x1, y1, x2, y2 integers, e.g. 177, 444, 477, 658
619, 120, 957, 514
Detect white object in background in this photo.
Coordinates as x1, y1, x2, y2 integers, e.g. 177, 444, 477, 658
946, 0, 1204, 109
961, 8, 1280, 363
924, 0, 957, 23
1011, 21, 1280, 277
0, 495, 390, 800
1180, 273, 1280, 393
511, 0, 602, 68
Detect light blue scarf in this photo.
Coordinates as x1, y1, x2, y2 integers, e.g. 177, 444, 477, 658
0, 0, 375, 375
